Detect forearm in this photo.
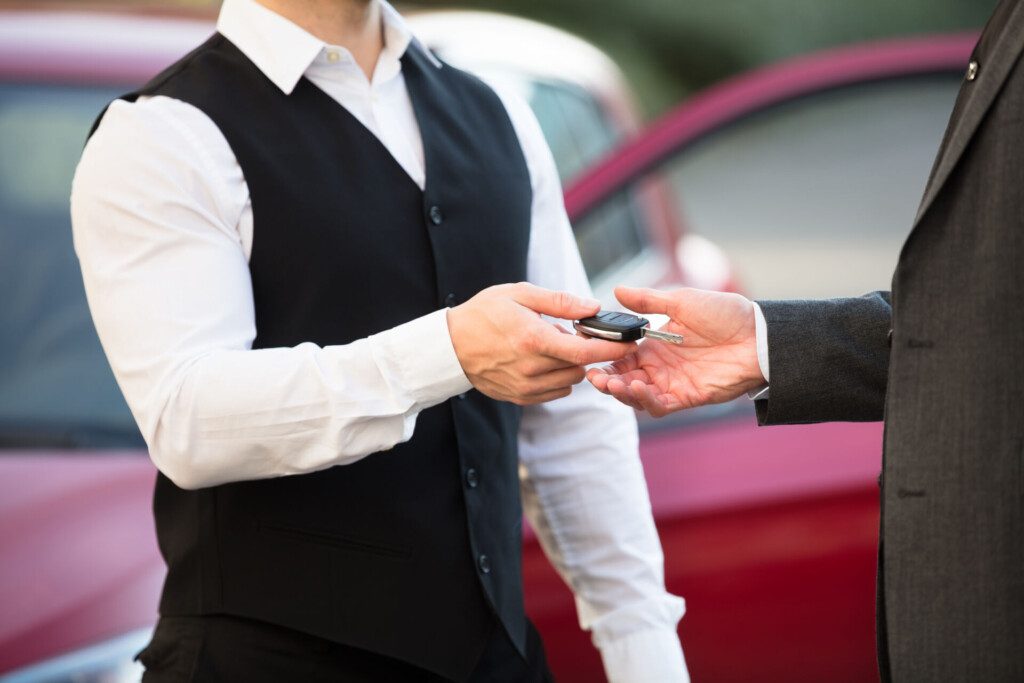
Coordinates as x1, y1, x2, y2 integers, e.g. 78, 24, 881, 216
143, 311, 468, 489
754, 291, 892, 425
520, 387, 686, 681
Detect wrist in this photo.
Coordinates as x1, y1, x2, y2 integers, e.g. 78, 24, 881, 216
445, 304, 473, 375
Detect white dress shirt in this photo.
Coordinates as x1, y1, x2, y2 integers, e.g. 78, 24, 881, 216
70, 0, 687, 679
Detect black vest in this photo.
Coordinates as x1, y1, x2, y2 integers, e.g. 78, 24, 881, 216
97, 34, 533, 680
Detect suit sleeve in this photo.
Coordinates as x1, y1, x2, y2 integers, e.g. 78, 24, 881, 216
754, 291, 892, 425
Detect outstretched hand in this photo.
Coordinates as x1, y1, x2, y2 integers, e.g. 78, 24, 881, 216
587, 286, 766, 417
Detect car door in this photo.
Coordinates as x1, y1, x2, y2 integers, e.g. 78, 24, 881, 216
526, 36, 972, 682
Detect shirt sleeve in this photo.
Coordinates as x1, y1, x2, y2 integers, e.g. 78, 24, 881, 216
752, 293, 892, 425
492, 84, 689, 683
747, 301, 771, 400
71, 96, 471, 491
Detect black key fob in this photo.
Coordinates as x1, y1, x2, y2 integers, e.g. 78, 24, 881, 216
574, 311, 650, 341
574, 310, 684, 344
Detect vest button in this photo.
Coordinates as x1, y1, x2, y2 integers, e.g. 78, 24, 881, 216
443, 292, 457, 307
478, 554, 491, 574
465, 467, 479, 488
428, 205, 444, 225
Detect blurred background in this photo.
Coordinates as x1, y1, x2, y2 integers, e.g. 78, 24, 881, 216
9, 0, 993, 114
0, 1, 995, 682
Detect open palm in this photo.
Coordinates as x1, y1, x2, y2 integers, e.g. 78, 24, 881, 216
587, 286, 765, 417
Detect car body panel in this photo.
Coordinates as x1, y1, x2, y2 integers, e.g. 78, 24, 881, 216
523, 415, 884, 681
0, 455, 161, 673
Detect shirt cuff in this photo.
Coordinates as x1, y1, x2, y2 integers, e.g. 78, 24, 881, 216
371, 308, 473, 407
599, 628, 690, 683
747, 301, 771, 400
752, 301, 770, 381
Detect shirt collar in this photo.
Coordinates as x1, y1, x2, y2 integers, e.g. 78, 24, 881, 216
216, 0, 438, 95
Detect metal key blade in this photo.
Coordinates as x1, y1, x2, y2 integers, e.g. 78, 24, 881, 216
641, 327, 684, 344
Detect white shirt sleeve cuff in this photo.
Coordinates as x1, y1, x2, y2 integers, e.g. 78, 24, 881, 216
599, 628, 690, 683
752, 301, 770, 382
371, 309, 473, 407
747, 301, 771, 400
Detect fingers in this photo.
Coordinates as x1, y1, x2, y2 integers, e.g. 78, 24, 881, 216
586, 367, 613, 393
605, 377, 643, 411
532, 365, 587, 392
534, 324, 633, 366
629, 380, 685, 418
509, 366, 586, 405
591, 372, 686, 417
523, 355, 579, 376
517, 386, 574, 405
613, 285, 680, 317
587, 365, 647, 391
585, 352, 642, 390
510, 282, 601, 320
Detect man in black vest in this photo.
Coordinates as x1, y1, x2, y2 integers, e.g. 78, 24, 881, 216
590, 0, 1023, 680
71, 0, 688, 681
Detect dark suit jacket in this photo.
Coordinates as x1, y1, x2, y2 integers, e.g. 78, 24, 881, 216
755, 1, 1024, 680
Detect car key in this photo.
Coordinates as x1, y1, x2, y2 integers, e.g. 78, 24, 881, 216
573, 311, 684, 344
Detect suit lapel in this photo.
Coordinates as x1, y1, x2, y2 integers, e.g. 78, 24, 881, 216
913, 0, 1024, 227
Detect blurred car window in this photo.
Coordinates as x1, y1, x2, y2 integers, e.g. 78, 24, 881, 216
528, 80, 622, 182
519, 82, 650, 283
665, 75, 962, 299
571, 190, 648, 283
0, 83, 143, 448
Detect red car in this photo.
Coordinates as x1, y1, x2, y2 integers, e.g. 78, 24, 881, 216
0, 8, 975, 682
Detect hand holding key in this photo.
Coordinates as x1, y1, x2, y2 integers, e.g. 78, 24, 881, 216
447, 282, 635, 405
587, 286, 765, 416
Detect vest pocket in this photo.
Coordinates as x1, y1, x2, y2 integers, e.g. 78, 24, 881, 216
258, 521, 412, 560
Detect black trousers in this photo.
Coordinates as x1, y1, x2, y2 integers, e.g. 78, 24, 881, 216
137, 614, 555, 682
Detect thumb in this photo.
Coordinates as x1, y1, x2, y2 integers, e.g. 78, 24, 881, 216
511, 283, 601, 320
614, 285, 680, 317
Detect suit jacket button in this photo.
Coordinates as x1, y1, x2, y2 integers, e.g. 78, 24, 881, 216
478, 554, 491, 574
428, 205, 444, 225
966, 60, 979, 81
465, 468, 479, 488
444, 293, 456, 307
